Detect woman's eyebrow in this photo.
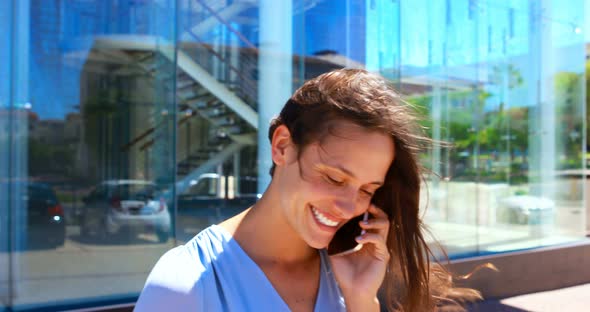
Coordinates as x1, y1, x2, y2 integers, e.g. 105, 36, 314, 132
323, 164, 383, 186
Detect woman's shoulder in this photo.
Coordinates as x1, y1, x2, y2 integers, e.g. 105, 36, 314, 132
135, 225, 229, 311
145, 225, 230, 281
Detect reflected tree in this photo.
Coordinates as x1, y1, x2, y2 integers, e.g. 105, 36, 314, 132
554, 71, 584, 169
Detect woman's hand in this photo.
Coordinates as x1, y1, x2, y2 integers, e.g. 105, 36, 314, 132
329, 204, 390, 312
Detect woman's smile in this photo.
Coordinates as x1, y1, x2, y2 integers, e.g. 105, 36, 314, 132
311, 205, 340, 227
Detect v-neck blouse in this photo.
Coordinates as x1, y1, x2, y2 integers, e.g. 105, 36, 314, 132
135, 225, 347, 311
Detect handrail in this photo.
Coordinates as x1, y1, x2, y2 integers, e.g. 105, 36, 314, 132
180, 0, 261, 111
137, 113, 197, 151
120, 121, 158, 151
122, 110, 195, 151
130, 0, 260, 152
193, 0, 257, 50
183, 28, 257, 99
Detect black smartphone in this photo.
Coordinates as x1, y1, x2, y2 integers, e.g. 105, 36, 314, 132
327, 211, 369, 256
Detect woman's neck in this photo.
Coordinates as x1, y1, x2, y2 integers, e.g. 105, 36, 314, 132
219, 182, 318, 266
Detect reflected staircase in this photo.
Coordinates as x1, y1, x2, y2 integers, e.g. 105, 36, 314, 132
82, 0, 323, 194
92, 0, 260, 194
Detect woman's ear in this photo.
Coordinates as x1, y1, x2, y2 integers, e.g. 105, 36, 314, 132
271, 125, 296, 167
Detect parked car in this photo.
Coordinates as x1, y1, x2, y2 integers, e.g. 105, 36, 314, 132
81, 180, 170, 243
177, 173, 258, 222
497, 195, 555, 237
27, 182, 66, 248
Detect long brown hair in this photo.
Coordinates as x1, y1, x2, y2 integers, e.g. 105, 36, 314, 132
268, 69, 481, 311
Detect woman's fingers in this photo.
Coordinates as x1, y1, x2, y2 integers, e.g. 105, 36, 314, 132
358, 218, 389, 231
361, 204, 390, 239
355, 232, 390, 262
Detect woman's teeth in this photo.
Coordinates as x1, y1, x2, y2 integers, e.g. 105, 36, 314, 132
312, 206, 339, 227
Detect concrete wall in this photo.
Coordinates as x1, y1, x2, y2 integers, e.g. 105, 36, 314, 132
449, 241, 590, 299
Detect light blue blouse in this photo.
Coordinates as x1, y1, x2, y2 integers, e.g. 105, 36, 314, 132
135, 224, 347, 311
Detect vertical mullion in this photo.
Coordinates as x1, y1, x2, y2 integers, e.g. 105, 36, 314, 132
6, 0, 16, 306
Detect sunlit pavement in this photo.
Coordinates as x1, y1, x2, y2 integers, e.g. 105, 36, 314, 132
0, 212, 219, 308
425, 200, 586, 256
469, 283, 590, 312
427, 221, 582, 256
2, 225, 173, 307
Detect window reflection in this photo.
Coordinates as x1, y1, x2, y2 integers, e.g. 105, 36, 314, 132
26, 182, 66, 249
176, 173, 259, 243
80, 180, 170, 244
0, 0, 587, 310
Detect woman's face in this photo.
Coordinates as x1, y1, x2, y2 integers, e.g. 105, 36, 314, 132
273, 121, 395, 249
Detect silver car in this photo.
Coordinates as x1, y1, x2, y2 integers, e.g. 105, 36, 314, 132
81, 180, 171, 243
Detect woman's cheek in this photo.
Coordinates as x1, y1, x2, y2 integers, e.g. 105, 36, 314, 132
307, 180, 337, 197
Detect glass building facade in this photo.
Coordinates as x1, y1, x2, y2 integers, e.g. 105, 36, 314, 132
0, 0, 587, 310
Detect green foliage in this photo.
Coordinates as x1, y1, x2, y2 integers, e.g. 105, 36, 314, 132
587, 60, 590, 146
555, 71, 585, 169
405, 94, 433, 137
403, 63, 586, 182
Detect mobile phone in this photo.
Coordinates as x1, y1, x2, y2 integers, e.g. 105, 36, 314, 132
327, 211, 369, 256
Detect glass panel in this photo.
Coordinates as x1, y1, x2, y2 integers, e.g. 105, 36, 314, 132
8, 0, 178, 309
0, 1, 12, 309
174, 0, 261, 243
398, 0, 482, 257
363, 0, 587, 258
1, 0, 588, 310
419, 0, 586, 256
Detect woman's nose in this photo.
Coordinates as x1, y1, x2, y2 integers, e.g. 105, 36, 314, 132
333, 189, 358, 219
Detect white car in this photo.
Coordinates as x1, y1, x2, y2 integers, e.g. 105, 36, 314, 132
81, 180, 171, 243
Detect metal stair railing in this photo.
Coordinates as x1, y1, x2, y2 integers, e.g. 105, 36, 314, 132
180, 0, 259, 111
192, 0, 257, 50
180, 32, 257, 110
111, 49, 252, 179
80, 0, 262, 181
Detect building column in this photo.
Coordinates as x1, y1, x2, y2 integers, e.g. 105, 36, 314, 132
527, 0, 555, 200
8, 0, 31, 303
257, 0, 292, 194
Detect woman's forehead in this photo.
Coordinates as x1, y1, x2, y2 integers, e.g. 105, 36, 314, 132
317, 121, 393, 151
321, 120, 375, 140
303, 126, 395, 181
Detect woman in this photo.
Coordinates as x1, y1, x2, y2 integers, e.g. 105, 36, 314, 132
135, 69, 478, 311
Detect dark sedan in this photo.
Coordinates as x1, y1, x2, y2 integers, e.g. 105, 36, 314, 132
27, 182, 66, 248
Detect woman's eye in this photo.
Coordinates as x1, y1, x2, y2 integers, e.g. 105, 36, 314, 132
325, 175, 344, 185
361, 190, 374, 197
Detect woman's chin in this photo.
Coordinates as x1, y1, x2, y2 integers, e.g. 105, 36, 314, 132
306, 237, 331, 250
